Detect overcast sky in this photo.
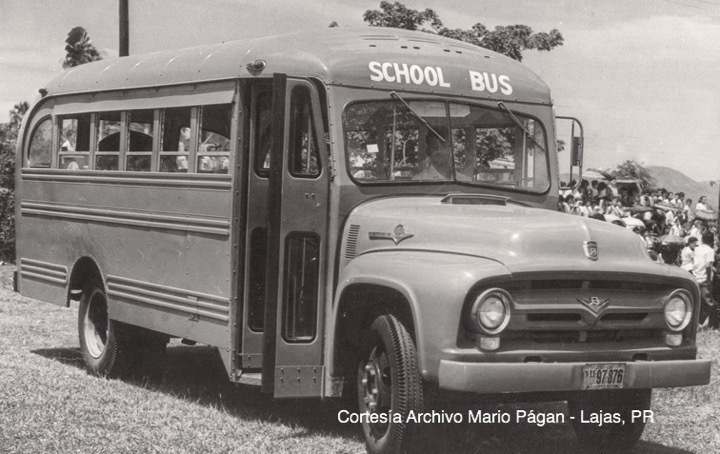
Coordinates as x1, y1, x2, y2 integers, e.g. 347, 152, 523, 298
1, 0, 719, 181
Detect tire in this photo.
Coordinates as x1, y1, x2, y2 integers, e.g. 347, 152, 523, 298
78, 284, 137, 378
568, 389, 652, 453
357, 314, 424, 454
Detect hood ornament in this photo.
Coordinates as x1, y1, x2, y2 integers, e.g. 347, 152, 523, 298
578, 296, 611, 314
368, 224, 414, 245
583, 241, 598, 261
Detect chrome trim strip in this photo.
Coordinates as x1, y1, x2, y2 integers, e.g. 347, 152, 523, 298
21, 169, 232, 190
21, 201, 230, 236
19, 258, 69, 285
106, 275, 229, 323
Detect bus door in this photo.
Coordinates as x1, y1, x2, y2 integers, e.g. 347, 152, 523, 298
262, 74, 329, 397
240, 83, 273, 372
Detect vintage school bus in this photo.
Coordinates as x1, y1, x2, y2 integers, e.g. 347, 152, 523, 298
15, 28, 710, 452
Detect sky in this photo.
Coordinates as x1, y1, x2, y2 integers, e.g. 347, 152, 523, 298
1, 0, 719, 181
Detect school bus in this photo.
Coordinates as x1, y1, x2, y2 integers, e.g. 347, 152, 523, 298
15, 28, 710, 453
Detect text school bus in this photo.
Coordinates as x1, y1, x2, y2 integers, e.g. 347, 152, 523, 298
15, 28, 710, 453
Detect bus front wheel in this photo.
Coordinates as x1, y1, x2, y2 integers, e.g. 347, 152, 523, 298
78, 284, 135, 378
357, 314, 423, 454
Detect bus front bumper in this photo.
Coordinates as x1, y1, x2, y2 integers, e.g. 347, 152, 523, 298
438, 359, 712, 393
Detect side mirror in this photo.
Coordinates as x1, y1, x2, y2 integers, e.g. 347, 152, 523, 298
556, 116, 584, 187
571, 136, 583, 166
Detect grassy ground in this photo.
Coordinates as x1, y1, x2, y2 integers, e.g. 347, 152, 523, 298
1, 264, 718, 453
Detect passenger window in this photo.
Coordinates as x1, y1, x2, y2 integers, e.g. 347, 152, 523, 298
248, 228, 267, 332
282, 233, 319, 342
96, 112, 121, 170
28, 118, 52, 168
126, 109, 155, 172
59, 114, 91, 170
197, 104, 231, 174
160, 107, 193, 172
288, 87, 320, 178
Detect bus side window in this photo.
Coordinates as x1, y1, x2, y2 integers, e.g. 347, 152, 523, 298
160, 107, 193, 172
282, 234, 320, 342
59, 114, 91, 170
197, 104, 231, 174
126, 109, 155, 172
288, 86, 320, 178
96, 111, 121, 171
27, 117, 52, 168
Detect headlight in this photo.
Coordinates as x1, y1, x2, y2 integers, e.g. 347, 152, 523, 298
471, 288, 512, 335
664, 290, 692, 332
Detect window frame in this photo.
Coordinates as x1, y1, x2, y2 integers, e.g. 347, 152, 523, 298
26, 116, 54, 169
125, 108, 158, 172
342, 98, 551, 194
287, 86, 321, 179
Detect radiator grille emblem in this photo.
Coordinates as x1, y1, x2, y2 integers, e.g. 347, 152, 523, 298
583, 241, 598, 261
578, 296, 610, 313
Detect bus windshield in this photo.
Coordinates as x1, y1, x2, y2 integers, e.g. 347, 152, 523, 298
344, 99, 550, 192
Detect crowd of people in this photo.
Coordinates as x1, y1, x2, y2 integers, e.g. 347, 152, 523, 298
560, 179, 719, 329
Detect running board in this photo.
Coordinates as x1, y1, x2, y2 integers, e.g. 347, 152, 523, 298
237, 372, 262, 386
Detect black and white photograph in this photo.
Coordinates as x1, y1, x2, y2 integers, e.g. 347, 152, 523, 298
1, 1, 719, 452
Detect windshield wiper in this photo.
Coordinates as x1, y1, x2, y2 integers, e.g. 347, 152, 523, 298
497, 101, 546, 153
390, 91, 445, 142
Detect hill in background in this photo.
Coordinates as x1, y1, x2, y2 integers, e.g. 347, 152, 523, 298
647, 166, 717, 209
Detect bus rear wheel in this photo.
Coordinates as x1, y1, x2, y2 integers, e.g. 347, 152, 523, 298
78, 284, 135, 378
568, 388, 651, 453
357, 314, 423, 454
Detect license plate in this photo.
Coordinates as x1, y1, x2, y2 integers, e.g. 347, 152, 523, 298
582, 363, 625, 389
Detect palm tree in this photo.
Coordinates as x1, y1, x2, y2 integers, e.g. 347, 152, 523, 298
63, 27, 103, 69
8, 102, 29, 129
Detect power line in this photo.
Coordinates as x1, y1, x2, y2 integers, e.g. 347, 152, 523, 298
687, 0, 720, 6
662, 0, 720, 12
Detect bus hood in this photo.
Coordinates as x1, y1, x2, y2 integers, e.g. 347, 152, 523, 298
343, 195, 669, 276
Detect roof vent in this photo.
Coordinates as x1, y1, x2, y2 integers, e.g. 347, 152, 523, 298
441, 194, 509, 206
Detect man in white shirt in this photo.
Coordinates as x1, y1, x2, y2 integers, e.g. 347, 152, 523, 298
696, 196, 714, 215
680, 237, 697, 272
413, 133, 470, 181
694, 231, 717, 328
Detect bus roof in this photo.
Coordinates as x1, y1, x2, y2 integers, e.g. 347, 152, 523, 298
44, 27, 551, 105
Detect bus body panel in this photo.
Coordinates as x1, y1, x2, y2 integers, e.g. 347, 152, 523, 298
43, 29, 551, 107
14, 27, 708, 414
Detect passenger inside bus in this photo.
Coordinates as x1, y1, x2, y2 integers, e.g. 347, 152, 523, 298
178, 126, 191, 152
61, 130, 76, 151
413, 131, 470, 181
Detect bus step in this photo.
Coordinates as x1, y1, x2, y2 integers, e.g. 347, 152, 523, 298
238, 372, 262, 386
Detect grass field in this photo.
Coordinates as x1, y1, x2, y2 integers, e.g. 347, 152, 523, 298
1, 264, 719, 453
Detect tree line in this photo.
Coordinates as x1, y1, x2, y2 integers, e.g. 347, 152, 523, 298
0, 2, 645, 262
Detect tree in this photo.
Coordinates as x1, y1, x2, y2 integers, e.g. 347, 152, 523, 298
609, 160, 655, 189
63, 26, 103, 69
363, 2, 442, 31
0, 102, 27, 191
0, 102, 27, 261
364, 1, 563, 61
9, 102, 29, 129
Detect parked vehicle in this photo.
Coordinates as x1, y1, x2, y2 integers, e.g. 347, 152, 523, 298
15, 28, 709, 453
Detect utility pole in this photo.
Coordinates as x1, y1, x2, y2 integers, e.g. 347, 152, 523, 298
119, 0, 129, 56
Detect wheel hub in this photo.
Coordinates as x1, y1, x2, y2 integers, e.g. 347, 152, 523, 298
83, 291, 108, 359
361, 345, 391, 427
362, 361, 381, 412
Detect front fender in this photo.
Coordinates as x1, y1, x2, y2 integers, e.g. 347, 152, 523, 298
333, 250, 511, 382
